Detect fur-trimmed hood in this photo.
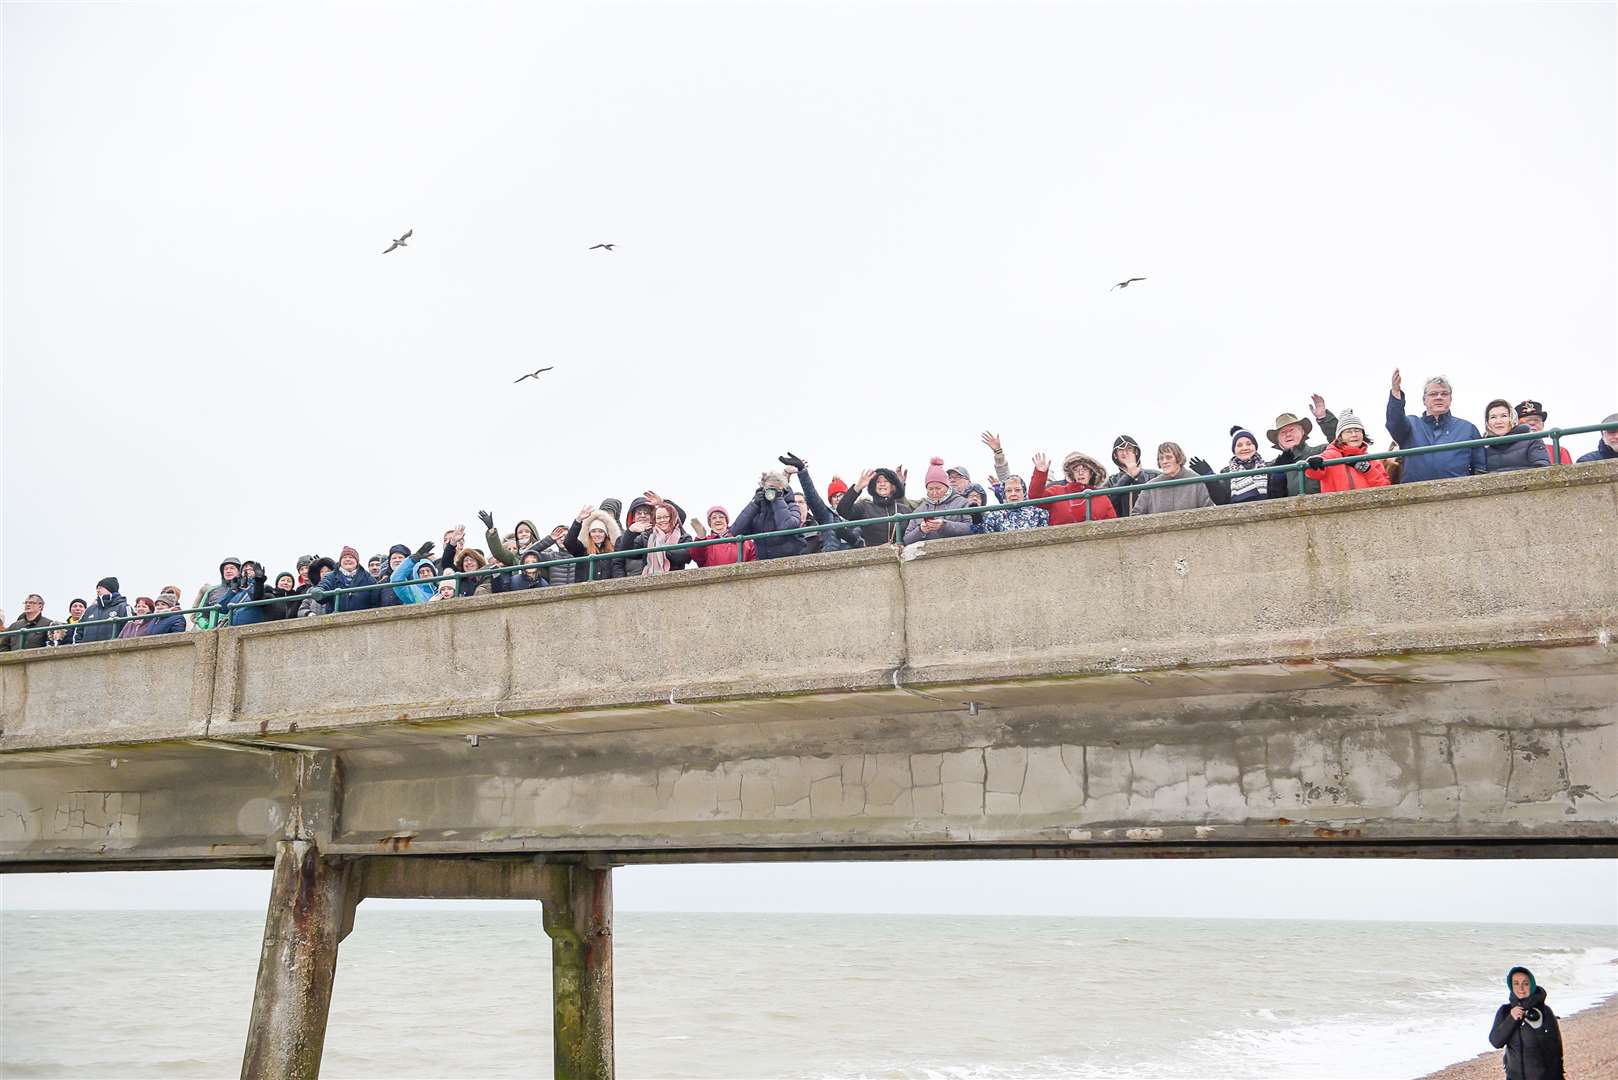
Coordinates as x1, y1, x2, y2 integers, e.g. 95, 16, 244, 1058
581, 510, 622, 547
1061, 451, 1109, 486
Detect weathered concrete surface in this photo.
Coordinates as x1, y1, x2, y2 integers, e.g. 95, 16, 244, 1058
2, 465, 1615, 865
238, 852, 616, 1080
241, 841, 353, 1080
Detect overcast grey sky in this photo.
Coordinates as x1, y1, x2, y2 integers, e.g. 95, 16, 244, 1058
3, 3, 1615, 919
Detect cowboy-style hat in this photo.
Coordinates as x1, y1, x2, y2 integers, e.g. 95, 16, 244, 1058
1266, 412, 1314, 448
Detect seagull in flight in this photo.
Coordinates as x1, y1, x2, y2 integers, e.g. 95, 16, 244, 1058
1111, 276, 1147, 290
588, 243, 615, 251
513, 366, 554, 384
382, 228, 413, 254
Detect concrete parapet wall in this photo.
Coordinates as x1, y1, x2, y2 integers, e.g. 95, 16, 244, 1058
4, 464, 1614, 752
2, 465, 1616, 866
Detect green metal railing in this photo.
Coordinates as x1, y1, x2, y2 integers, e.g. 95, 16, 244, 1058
4, 421, 1613, 646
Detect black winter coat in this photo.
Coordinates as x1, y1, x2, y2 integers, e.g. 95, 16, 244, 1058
562, 521, 626, 580
1489, 989, 1564, 1080
618, 526, 692, 572
835, 469, 913, 548
1485, 424, 1551, 473
76, 592, 131, 644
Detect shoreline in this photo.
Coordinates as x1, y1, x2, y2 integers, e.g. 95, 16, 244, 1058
1415, 992, 1618, 1080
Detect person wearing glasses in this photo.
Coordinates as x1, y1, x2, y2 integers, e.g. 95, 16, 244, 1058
1, 595, 57, 651
1385, 370, 1485, 483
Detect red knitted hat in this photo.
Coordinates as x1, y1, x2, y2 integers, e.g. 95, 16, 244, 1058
827, 476, 849, 502
924, 456, 949, 488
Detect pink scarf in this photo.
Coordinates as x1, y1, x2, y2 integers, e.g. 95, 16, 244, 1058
642, 526, 680, 575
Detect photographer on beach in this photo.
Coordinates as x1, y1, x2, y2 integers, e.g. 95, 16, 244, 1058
1488, 966, 1564, 1080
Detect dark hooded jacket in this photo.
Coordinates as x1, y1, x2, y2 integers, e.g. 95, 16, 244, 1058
1489, 968, 1564, 1080
615, 498, 657, 577
731, 486, 807, 560
798, 467, 864, 552
76, 590, 131, 644
379, 545, 416, 608
198, 557, 243, 630
1102, 436, 1162, 517
1485, 425, 1551, 473
834, 468, 915, 547
223, 562, 273, 626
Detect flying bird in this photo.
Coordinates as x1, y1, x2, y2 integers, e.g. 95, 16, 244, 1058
382, 228, 413, 254
1111, 277, 1147, 290
513, 366, 554, 384
588, 243, 615, 251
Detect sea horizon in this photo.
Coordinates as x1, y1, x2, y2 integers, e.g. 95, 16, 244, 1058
5, 909, 1614, 1079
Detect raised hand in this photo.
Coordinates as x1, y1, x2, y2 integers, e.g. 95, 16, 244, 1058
413, 541, 435, 560
576, 504, 595, 523
550, 526, 568, 542
1032, 451, 1050, 473
478, 510, 495, 530
1390, 369, 1402, 398
896, 465, 908, 484
980, 431, 1002, 452
643, 490, 663, 506
856, 468, 876, 491
1310, 393, 1327, 418
689, 518, 708, 539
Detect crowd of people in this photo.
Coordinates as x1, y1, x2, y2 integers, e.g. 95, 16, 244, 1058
4, 371, 1615, 651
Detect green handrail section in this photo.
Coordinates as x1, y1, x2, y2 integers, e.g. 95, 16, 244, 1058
4, 421, 1614, 643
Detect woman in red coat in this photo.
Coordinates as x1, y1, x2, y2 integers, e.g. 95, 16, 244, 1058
1028, 450, 1118, 525
1305, 409, 1391, 493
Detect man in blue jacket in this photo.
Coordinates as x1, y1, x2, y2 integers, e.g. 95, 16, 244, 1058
1385, 370, 1485, 483
1577, 413, 1618, 463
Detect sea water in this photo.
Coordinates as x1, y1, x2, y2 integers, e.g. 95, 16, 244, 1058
2, 911, 1613, 1078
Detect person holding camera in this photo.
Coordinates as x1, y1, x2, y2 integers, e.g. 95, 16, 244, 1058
730, 469, 806, 560
1489, 966, 1564, 1080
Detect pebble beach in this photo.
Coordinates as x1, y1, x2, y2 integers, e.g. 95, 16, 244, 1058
1418, 994, 1618, 1080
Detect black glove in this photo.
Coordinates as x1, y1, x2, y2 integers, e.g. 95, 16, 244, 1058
478, 510, 495, 530
1354, 460, 1372, 473
1187, 456, 1214, 476
778, 451, 806, 470
1273, 448, 1297, 464
1306, 456, 1326, 471
413, 541, 435, 560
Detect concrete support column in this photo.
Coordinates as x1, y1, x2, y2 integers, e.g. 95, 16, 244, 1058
241, 840, 354, 1080
542, 865, 615, 1080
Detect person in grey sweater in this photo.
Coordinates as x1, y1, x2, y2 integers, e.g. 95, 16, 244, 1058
1132, 442, 1217, 516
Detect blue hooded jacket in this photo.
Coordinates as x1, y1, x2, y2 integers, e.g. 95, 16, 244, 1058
389, 557, 437, 605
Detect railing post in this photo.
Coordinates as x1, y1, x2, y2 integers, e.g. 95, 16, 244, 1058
1551, 429, 1562, 464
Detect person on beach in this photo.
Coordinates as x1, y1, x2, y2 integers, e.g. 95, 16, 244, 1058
1488, 966, 1564, 1080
